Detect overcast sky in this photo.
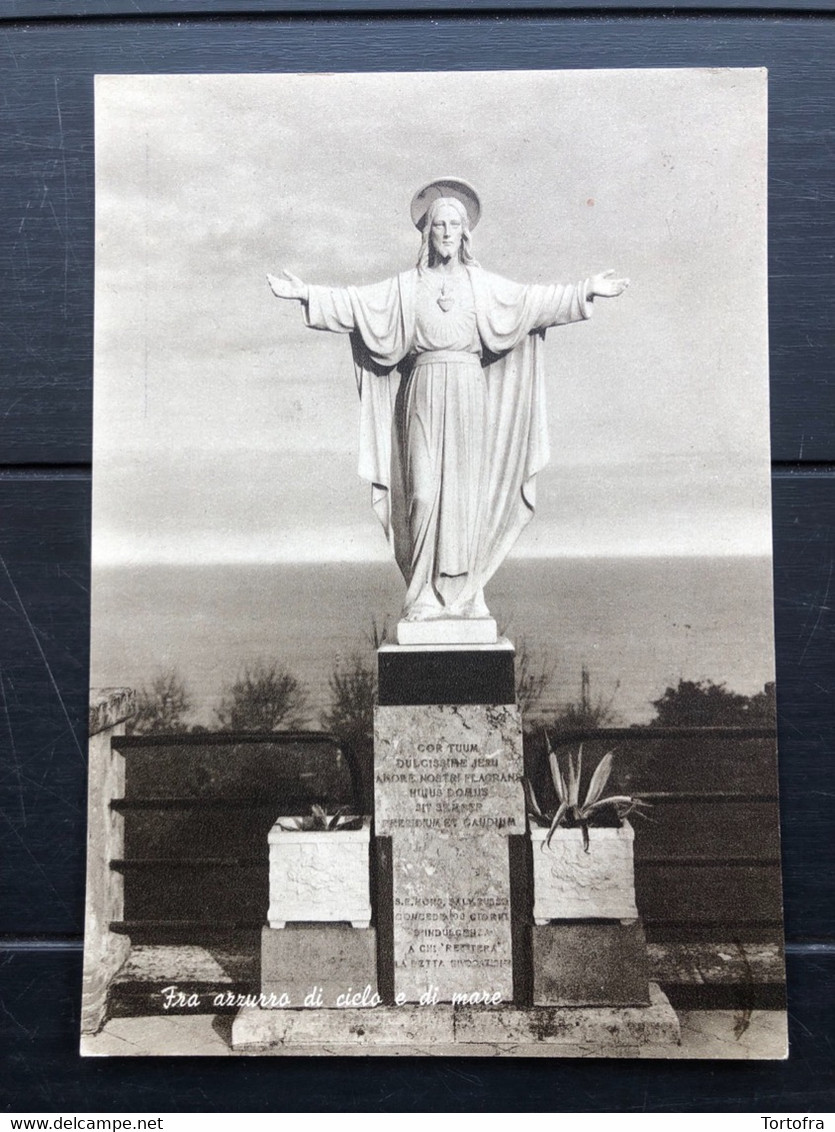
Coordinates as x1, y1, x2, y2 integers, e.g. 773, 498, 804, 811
92, 69, 770, 566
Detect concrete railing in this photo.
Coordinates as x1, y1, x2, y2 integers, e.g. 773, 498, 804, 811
81, 688, 136, 1035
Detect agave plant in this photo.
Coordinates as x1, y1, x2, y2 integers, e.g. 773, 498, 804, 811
523, 741, 649, 852
277, 804, 362, 832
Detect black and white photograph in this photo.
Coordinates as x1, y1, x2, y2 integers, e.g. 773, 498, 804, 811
81, 68, 786, 1058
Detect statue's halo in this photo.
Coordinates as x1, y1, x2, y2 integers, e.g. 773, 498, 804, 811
410, 177, 481, 231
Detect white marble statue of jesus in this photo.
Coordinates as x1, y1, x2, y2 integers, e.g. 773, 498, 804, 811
268, 178, 628, 633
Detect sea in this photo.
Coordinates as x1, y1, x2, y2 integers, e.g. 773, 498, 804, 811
90, 556, 776, 728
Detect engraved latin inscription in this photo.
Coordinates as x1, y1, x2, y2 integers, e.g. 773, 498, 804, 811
374, 705, 525, 1001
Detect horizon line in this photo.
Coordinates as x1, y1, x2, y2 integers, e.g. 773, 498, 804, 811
91, 548, 774, 569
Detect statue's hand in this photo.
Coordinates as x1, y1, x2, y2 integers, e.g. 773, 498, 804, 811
267, 270, 308, 302
588, 269, 630, 299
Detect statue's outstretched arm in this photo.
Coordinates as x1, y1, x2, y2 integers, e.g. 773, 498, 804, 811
500, 267, 631, 337
266, 270, 309, 303
586, 268, 630, 300
267, 269, 358, 334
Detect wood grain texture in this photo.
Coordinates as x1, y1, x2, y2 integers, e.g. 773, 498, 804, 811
0, 477, 90, 937
771, 472, 835, 941
0, 17, 833, 461
0, 10, 832, 1099
3, 0, 835, 17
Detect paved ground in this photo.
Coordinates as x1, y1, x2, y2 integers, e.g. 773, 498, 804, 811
81, 1008, 787, 1059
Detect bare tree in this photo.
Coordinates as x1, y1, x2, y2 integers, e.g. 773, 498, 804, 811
320, 616, 391, 810
128, 668, 193, 735
215, 661, 309, 732
551, 665, 620, 734
514, 637, 554, 720
322, 654, 375, 748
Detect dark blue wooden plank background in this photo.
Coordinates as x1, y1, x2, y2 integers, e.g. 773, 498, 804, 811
4, 1, 835, 16
0, 11, 833, 1112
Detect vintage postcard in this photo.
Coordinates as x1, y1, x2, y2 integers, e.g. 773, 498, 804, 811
82, 69, 785, 1057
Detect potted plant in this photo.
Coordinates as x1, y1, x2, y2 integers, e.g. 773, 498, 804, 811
524, 742, 649, 924
267, 805, 372, 929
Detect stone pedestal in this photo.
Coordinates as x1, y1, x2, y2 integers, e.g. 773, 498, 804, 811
377, 641, 515, 706
397, 618, 497, 646
261, 924, 378, 1008
375, 699, 525, 1003
531, 920, 650, 1006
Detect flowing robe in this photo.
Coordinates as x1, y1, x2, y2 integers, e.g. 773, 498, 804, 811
304, 265, 591, 616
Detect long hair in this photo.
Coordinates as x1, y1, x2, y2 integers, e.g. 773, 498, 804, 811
416, 196, 479, 269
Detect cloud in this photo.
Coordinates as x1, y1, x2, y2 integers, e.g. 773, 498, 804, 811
93, 71, 771, 564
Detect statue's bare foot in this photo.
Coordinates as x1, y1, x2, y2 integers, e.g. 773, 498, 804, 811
447, 591, 491, 619
403, 591, 445, 622
468, 591, 491, 618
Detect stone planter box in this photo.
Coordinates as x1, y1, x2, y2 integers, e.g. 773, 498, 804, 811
530, 820, 638, 924
268, 816, 372, 929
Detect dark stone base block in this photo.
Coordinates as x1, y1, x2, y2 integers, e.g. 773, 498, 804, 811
261, 924, 378, 1008
532, 920, 650, 1007
377, 643, 515, 706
